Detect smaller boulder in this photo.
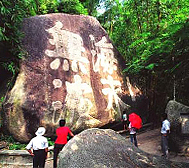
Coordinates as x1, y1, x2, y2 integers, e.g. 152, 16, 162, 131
58, 128, 189, 168
165, 100, 189, 154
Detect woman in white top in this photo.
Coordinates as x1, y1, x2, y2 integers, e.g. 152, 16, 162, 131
128, 122, 138, 147
26, 127, 48, 168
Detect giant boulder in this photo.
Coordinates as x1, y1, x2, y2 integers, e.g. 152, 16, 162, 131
3, 13, 142, 142
58, 128, 189, 168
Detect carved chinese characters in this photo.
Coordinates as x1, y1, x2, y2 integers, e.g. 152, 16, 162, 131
45, 21, 129, 125
4, 14, 130, 142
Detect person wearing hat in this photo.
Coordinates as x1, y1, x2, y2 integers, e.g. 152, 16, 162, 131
26, 127, 48, 168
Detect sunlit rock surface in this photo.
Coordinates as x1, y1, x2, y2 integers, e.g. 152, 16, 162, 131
58, 128, 189, 168
3, 13, 143, 142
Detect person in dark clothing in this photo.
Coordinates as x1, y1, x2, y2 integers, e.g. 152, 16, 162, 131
122, 111, 128, 130
53, 119, 74, 168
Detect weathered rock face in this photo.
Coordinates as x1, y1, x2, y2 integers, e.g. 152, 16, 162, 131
165, 100, 189, 154
3, 13, 143, 142
58, 128, 189, 168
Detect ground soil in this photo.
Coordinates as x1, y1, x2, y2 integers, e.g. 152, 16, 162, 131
134, 128, 189, 163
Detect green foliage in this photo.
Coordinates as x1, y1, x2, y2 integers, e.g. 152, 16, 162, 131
0, 96, 5, 104
0, 0, 89, 90
145, 63, 158, 70
8, 143, 26, 150
0, 0, 35, 79
0, 135, 27, 150
47, 137, 55, 146
2, 62, 18, 75
80, 0, 101, 16
97, 0, 189, 120
58, 0, 88, 15
98, 0, 189, 75
27, 0, 59, 15
0, 136, 54, 150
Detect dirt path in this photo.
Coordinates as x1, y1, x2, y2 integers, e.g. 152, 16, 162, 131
137, 128, 162, 155
136, 128, 189, 163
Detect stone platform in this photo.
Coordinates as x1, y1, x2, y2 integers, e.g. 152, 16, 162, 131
0, 146, 53, 168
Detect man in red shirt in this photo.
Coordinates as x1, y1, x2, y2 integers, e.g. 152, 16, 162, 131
53, 119, 74, 168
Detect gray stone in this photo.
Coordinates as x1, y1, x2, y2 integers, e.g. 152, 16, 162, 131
181, 115, 189, 134
165, 100, 189, 153
58, 128, 189, 168
0, 150, 32, 167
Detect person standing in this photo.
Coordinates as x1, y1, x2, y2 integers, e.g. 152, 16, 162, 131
128, 122, 138, 147
53, 119, 74, 168
122, 111, 127, 130
161, 114, 170, 158
26, 127, 48, 168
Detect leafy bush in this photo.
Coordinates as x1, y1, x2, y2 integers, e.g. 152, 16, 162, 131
0, 135, 26, 150
58, 0, 88, 15
0, 135, 55, 150
47, 137, 55, 146
8, 143, 26, 150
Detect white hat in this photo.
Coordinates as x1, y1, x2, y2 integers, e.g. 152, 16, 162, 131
35, 127, 46, 136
